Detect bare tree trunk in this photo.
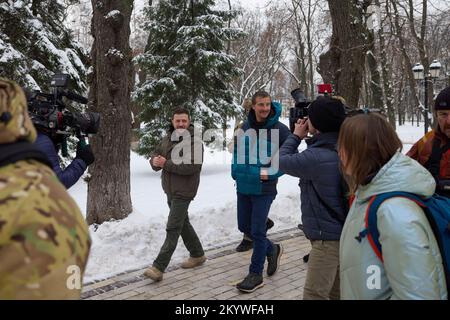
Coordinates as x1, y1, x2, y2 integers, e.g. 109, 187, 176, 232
377, 0, 396, 128
299, 0, 318, 99
397, 75, 404, 125
390, 0, 421, 113
87, 0, 134, 225
318, 0, 370, 108
291, 0, 308, 93
366, 31, 384, 111
222, 0, 233, 148
405, 0, 433, 128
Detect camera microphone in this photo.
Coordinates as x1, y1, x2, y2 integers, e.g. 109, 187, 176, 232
63, 90, 88, 104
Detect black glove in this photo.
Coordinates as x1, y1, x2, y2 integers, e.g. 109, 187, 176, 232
76, 144, 95, 166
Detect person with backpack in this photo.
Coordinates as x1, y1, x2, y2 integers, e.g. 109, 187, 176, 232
279, 96, 348, 300
338, 112, 448, 300
407, 86, 450, 198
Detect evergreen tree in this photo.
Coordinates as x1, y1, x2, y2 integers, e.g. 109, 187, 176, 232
0, 0, 87, 93
134, 0, 244, 155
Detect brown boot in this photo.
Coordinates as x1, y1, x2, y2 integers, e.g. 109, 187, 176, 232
143, 266, 163, 281
180, 255, 207, 269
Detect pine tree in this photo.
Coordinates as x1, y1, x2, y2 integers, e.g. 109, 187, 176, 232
134, 0, 244, 155
0, 0, 87, 93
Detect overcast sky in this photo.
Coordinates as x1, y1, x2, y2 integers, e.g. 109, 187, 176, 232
238, 0, 272, 9
236, 0, 449, 12
229, 0, 280, 10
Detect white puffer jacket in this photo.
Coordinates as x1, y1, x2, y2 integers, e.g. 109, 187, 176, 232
340, 152, 448, 300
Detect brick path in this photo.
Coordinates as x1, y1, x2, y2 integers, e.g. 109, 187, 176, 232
81, 228, 311, 300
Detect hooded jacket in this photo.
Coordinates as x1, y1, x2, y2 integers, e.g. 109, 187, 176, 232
340, 152, 447, 300
231, 102, 290, 195
0, 78, 91, 299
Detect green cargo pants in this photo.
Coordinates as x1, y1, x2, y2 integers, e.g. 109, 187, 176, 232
153, 196, 204, 272
303, 240, 340, 300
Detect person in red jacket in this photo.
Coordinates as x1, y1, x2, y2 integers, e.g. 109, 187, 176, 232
407, 86, 450, 197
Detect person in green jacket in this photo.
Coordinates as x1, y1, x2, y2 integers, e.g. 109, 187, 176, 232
143, 108, 206, 281
338, 113, 447, 300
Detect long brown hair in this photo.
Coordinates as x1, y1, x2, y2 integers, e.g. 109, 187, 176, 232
338, 113, 402, 193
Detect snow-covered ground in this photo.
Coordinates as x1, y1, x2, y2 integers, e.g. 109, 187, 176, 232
69, 119, 425, 283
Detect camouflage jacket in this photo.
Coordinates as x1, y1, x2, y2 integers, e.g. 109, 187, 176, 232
0, 159, 91, 299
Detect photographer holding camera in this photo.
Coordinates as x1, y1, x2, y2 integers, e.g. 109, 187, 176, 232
34, 126, 94, 189
28, 74, 98, 189
279, 95, 347, 300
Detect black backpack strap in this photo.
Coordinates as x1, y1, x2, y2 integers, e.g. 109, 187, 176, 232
425, 138, 450, 195
0, 141, 51, 168
426, 138, 444, 180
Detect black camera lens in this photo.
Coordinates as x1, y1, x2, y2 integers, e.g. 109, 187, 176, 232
73, 111, 100, 134
289, 88, 311, 133
291, 88, 309, 105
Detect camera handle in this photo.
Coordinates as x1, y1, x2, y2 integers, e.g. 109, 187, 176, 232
61, 136, 69, 158
76, 129, 87, 149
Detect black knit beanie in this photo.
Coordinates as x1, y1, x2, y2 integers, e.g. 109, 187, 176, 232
307, 97, 346, 133
435, 86, 450, 110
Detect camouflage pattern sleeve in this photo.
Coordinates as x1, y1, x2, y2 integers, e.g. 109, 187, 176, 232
0, 78, 36, 144
0, 160, 91, 300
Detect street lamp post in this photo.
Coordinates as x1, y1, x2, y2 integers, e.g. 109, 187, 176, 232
412, 60, 442, 135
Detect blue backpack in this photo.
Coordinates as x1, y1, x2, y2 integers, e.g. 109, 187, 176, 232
356, 191, 450, 292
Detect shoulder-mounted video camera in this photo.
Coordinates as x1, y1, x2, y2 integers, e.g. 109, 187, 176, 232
27, 73, 100, 156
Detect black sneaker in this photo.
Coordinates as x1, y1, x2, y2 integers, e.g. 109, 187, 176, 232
267, 243, 283, 276
303, 253, 310, 263
236, 238, 253, 252
266, 218, 274, 231
236, 273, 264, 293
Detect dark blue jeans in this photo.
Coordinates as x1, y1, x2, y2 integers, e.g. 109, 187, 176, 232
237, 192, 275, 275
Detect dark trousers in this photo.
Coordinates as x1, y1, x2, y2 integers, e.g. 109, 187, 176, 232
237, 192, 275, 275
153, 196, 204, 272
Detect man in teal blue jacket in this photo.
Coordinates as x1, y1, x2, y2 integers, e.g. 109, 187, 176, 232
231, 90, 290, 292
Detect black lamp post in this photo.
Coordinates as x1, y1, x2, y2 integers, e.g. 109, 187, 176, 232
412, 60, 442, 135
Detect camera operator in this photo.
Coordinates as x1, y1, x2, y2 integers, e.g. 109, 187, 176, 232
25, 74, 97, 190
34, 126, 94, 189
279, 96, 347, 300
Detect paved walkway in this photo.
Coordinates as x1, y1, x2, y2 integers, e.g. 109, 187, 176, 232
81, 228, 311, 300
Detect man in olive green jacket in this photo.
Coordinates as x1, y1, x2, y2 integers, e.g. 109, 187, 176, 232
143, 108, 206, 281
